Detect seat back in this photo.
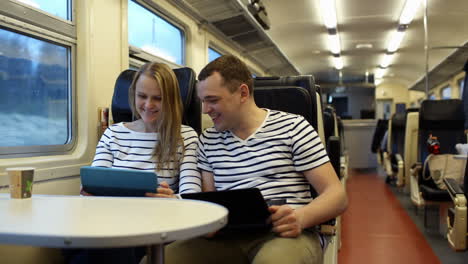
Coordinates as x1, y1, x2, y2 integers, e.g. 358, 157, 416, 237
418, 99, 466, 186
111, 69, 136, 123
371, 119, 388, 153
254, 76, 323, 142
323, 106, 336, 143
390, 112, 407, 158
111, 67, 201, 134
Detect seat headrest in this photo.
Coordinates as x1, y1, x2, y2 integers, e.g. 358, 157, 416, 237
254, 75, 316, 95
173, 67, 196, 109
111, 69, 137, 123
254, 86, 314, 126
419, 99, 464, 130
391, 112, 406, 128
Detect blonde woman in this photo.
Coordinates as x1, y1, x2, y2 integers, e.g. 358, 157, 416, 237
88, 62, 201, 197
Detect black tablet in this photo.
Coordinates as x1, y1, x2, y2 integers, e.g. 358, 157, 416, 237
181, 188, 272, 233
80, 166, 157, 197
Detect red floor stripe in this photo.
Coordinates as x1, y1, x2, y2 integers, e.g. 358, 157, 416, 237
338, 169, 441, 264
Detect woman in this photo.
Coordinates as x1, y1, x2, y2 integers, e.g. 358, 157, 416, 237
89, 62, 201, 196
69, 62, 201, 264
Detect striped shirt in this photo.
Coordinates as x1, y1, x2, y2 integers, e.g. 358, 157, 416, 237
92, 122, 201, 194
197, 109, 329, 207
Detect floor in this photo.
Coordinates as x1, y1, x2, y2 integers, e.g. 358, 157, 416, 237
338, 169, 441, 264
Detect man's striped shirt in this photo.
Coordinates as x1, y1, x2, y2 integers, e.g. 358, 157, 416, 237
197, 109, 329, 207
92, 122, 201, 194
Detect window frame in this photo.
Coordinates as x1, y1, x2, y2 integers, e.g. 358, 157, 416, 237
128, 0, 187, 67
0, 1, 76, 158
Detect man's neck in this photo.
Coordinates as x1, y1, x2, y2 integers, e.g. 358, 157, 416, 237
231, 105, 267, 140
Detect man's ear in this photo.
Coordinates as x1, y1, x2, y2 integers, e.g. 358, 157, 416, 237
239, 84, 251, 103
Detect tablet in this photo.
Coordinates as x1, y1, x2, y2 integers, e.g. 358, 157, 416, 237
80, 166, 157, 197
181, 188, 272, 233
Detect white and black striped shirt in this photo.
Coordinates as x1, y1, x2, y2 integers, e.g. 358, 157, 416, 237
92, 123, 201, 194
198, 109, 329, 207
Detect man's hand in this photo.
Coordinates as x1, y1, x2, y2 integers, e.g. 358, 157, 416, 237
269, 205, 304, 238
145, 181, 176, 198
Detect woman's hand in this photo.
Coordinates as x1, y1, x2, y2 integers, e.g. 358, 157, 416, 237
269, 205, 304, 238
145, 181, 176, 198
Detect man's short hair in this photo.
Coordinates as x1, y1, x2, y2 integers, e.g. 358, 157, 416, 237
198, 55, 254, 95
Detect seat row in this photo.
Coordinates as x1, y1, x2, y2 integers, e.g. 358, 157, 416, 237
371, 98, 468, 251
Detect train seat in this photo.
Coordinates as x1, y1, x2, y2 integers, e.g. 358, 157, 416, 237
253, 77, 340, 264
443, 162, 468, 251
323, 106, 343, 180
371, 119, 388, 166
403, 110, 420, 193
111, 67, 202, 134
409, 99, 466, 228
384, 112, 406, 185
254, 76, 324, 142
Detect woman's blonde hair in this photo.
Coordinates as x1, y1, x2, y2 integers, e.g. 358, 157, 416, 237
129, 62, 184, 174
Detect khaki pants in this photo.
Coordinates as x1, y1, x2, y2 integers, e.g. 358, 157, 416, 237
165, 230, 323, 264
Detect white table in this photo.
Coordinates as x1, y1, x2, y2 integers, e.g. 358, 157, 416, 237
0, 194, 228, 264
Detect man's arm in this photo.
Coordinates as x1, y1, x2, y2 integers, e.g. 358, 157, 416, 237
201, 170, 216, 191
270, 162, 347, 237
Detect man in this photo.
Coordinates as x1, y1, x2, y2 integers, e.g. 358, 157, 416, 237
166, 55, 347, 264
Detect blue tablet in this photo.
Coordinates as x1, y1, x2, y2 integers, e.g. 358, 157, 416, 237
80, 166, 158, 197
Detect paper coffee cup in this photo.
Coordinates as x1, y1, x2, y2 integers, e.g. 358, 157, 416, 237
6, 167, 35, 199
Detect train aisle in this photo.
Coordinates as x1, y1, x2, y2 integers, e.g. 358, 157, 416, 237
338, 169, 440, 264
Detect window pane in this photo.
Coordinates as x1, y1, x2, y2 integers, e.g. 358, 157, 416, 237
208, 48, 222, 62
429, 94, 436, 100
441, 86, 451, 99
17, 0, 70, 20
459, 78, 465, 97
0, 28, 70, 147
128, 0, 184, 65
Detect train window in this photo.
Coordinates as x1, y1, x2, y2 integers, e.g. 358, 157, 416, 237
0, 28, 72, 149
128, 0, 185, 65
15, 0, 71, 20
0, 1, 75, 157
428, 93, 436, 100
208, 47, 222, 62
440, 85, 451, 99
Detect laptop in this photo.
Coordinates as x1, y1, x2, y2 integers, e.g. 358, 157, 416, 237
181, 188, 272, 233
80, 166, 158, 197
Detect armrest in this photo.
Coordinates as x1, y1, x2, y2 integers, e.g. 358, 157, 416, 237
395, 153, 405, 186
395, 153, 404, 166
410, 162, 422, 178
444, 178, 464, 196
318, 219, 337, 236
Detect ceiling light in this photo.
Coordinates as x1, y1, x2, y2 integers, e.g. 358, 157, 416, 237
319, 0, 337, 29
399, 0, 422, 25
387, 30, 405, 53
356, 43, 373, 49
375, 68, 387, 79
333, 56, 343, 70
328, 34, 341, 55
380, 54, 394, 68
